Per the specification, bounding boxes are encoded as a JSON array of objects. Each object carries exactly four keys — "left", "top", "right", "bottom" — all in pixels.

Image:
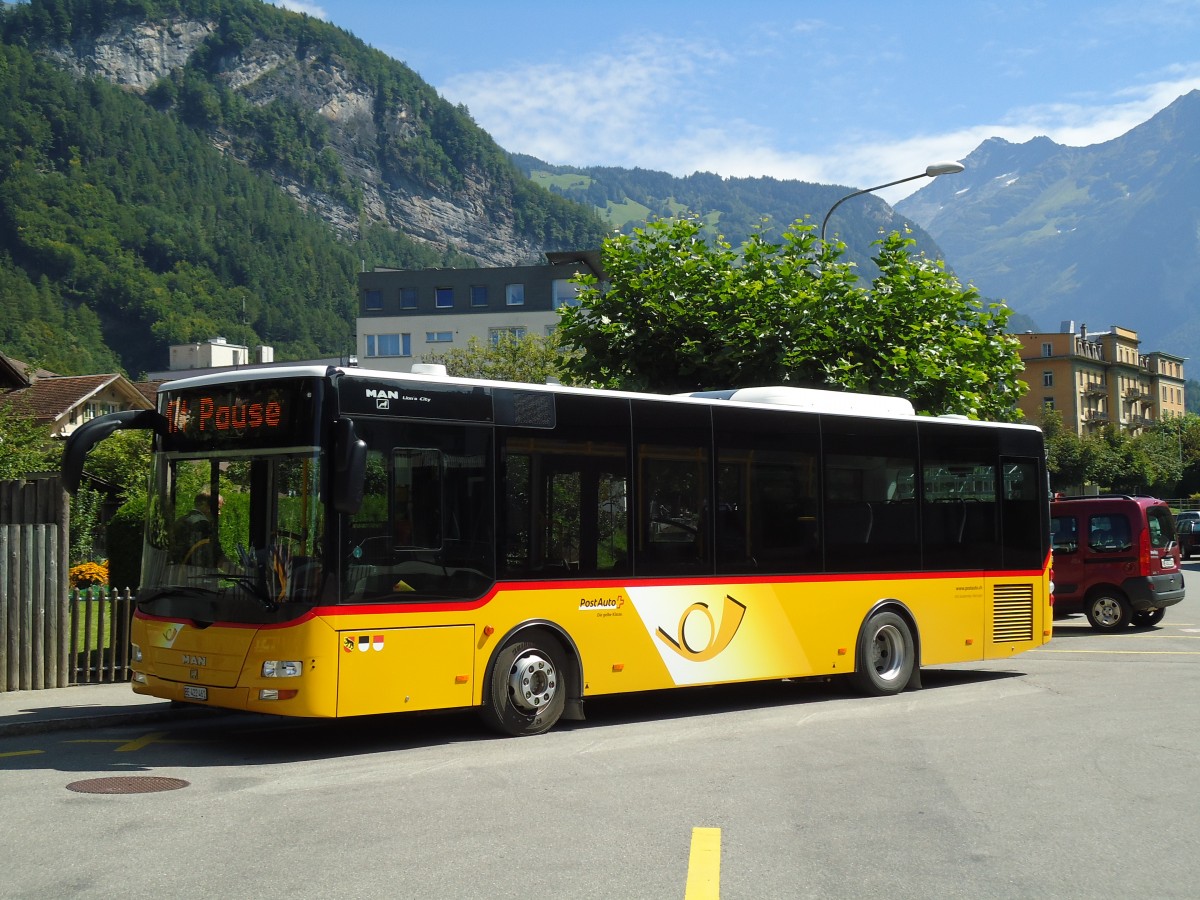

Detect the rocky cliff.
[{"left": 47, "top": 14, "right": 550, "bottom": 266}]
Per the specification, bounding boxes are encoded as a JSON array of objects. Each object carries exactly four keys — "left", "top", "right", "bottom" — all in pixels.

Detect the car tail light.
[{"left": 1138, "top": 528, "right": 1152, "bottom": 574}]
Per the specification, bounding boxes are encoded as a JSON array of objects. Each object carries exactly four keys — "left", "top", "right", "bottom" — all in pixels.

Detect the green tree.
[
  {"left": 556, "top": 218, "right": 1026, "bottom": 419},
  {"left": 79, "top": 428, "right": 153, "bottom": 496},
  {"left": 0, "top": 405, "right": 56, "bottom": 478},
  {"left": 1085, "top": 424, "right": 1183, "bottom": 495},
  {"left": 423, "top": 333, "right": 567, "bottom": 384},
  {"left": 1039, "top": 406, "right": 1091, "bottom": 493}
]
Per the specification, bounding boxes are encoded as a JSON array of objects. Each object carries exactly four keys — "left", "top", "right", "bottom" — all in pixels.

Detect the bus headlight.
[
  {"left": 261, "top": 660, "right": 303, "bottom": 678},
  {"left": 132, "top": 643, "right": 143, "bottom": 662}
]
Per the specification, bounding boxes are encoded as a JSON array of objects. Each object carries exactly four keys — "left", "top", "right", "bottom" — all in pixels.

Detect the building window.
[
  {"left": 366, "top": 334, "right": 411, "bottom": 357},
  {"left": 490, "top": 326, "right": 527, "bottom": 345},
  {"left": 553, "top": 279, "right": 581, "bottom": 309},
  {"left": 426, "top": 331, "right": 454, "bottom": 343},
  {"left": 1043, "top": 397, "right": 1055, "bottom": 410},
  {"left": 505, "top": 283, "right": 525, "bottom": 306},
  {"left": 400, "top": 288, "right": 418, "bottom": 309},
  {"left": 364, "top": 289, "right": 382, "bottom": 311},
  {"left": 1042, "top": 371, "right": 1053, "bottom": 388},
  {"left": 1041, "top": 342, "right": 1052, "bottom": 357},
  {"left": 435, "top": 287, "right": 454, "bottom": 309},
  {"left": 470, "top": 285, "right": 488, "bottom": 307}
]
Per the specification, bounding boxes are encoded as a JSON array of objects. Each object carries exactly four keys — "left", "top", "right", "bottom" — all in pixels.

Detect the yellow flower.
[{"left": 70, "top": 560, "right": 109, "bottom": 589}]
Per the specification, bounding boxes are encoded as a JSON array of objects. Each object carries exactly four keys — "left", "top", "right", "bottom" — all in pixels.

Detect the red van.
[{"left": 1050, "top": 495, "right": 1185, "bottom": 630}]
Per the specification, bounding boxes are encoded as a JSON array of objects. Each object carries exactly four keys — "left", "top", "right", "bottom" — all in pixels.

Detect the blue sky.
[{"left": 274, "top": 1, "right": 1200, "bottom": 202}]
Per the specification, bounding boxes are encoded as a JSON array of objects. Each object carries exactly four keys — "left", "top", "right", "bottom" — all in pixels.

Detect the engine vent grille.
[{"left": 993, "top": 584, "right": 1034, "bottom": 642}]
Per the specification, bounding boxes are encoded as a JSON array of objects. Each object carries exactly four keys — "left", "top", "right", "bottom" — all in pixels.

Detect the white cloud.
[
  {"left": 268, "top": 0, "right": 328, "bottom": 19},
  {"left": 441, "top": 40, "right": 1200, "bottom": 204},
  {"left": 440, "top": 37, "right": 727, "bottom": 168}
]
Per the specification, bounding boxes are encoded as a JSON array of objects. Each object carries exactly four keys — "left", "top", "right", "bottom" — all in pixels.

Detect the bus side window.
[
  {"left": 822, "top": 418, "right": 919, "bottom": 573},
  {"left": 633, "top": 401, "right": 712, "bottom": 577},
  {"left": 498, "top": 436, "right": 629, "bottom": 578}
]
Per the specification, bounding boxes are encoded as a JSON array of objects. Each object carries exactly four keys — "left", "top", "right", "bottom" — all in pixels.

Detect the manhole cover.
[{"left": 65, "top": 776, "right": 190, "bottom": 794}]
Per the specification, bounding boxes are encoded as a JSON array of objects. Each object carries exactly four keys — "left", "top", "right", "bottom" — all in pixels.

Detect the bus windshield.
[{"left": 139, "top": 450, "right": 327, "bottom": 622}]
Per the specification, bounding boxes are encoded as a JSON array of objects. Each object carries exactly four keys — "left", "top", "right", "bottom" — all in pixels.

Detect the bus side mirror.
[
  {"left": 333, "top": 417, "right": 367, "bottom": 515},
  {"left": 61, "top": 409, "right": 167, "bottom": 494}
]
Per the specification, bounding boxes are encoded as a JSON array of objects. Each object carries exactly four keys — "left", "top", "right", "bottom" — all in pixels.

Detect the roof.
[
  {"left": 0, "top": 352, "right": 57, "bottom": 390},
  {"left": 545, "top": 250, "right": 606, "bottom": 281},
  {"left": 1, "top": 374, "right": 152, "bottom": 429}
]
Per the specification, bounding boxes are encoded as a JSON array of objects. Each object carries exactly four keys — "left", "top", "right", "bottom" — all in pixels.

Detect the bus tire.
[
  {"left": 1085, "top": 590, "right": 1131, "bottom": 631},
  {"left": 481, "top": 635, "right": 567, "bottom": 737},
  {"left": 851, "top": 610, "right": 915, "bottom": 696}
]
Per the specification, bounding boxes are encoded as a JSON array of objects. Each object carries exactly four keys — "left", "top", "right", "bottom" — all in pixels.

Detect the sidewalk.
[{"left": 0, "top": 682, "right": 187, "bottom": 737}]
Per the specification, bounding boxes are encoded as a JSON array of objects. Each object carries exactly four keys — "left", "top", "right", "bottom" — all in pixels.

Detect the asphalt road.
[{"left": 3, "top": 570, "right": 1199, "bottom": 900}]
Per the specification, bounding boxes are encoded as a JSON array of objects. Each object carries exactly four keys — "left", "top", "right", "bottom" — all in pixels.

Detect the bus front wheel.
[
  {"left": 851, "top": 610, "right": 915, "bottom": 696},
  {"left": 481, "top": 636, "right": 567, "bottom": 737}
]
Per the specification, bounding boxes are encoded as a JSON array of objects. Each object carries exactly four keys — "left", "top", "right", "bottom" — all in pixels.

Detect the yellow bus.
[{"left": 64, "top": 366, "right": 1052, "bottom": 736}]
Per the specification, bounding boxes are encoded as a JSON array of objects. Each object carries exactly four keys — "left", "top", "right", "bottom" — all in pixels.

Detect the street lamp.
[{"left": 819, "top": 162, "right": 965, "bottom": 244}]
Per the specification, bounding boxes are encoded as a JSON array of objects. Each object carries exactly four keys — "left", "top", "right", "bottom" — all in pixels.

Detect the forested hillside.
[
  {"left": 512, "top": 155, "right": 947, "bottom": 272},
  {"left": 0, "top": 0, "right": 606, "bottom": 376}
]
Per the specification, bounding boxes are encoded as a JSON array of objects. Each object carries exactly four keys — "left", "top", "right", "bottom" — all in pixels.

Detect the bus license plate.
[{"left": 183, "top": 686, "right": 208, "bottom": 701}]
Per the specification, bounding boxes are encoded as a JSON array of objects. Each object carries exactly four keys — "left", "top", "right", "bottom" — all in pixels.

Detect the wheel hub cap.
[{"left": 508, "top": 652, "right": 557, "bottom": 713}]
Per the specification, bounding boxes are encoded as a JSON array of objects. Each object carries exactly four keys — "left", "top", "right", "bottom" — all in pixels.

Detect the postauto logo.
[{"left": 656, "top": 594, "right": 747, "bottom": 662}]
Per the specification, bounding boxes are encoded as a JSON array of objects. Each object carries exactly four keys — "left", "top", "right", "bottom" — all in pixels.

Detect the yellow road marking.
[
  {"left": 685, "top": 827, "right": 721, "bottom": 899},
  {"left": 0, "top": 749, "right": 44, "bottom": 759},
  {"left": 67, "top": 732, "right": 195, "bottom": 751},
  {"left": 1040, "top": 649, "right": 1200, "bottom": 655}
]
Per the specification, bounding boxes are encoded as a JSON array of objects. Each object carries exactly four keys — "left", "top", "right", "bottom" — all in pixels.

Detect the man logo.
[
  {"left": 656, "top": 594, "right": 747, "bottom": 662},
  {"left": 366, "top": 388, "right": 399, "bottom": 410}
]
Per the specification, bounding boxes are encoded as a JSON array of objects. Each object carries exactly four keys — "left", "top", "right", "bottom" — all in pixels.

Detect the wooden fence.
[
  {"left": 1, "top": 476, "right": 134, "bottom": 691},
  {"left": 68, "top": 586, "right": 136, "bottom": 685}
]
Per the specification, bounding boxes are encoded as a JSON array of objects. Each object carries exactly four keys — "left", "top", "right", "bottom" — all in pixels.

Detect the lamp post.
[{"left": 819, "top": 162, "right": 965, "bottom": 244}]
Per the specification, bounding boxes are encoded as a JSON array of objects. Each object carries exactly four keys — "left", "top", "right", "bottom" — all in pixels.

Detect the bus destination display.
[{"left": 161, "top": 379, "right": 319, "bottom": 449}]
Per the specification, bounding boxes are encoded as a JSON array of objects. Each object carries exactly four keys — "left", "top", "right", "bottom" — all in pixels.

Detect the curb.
[{"left": 0, "top": 703, "right": 223, "bottom": 738}]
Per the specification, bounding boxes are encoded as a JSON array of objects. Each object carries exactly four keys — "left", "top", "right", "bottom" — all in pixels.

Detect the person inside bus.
[{"left": 172, "top": 491, "right": 228, "bottom": 569}]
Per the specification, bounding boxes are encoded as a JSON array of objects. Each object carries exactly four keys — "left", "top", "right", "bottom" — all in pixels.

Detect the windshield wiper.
[
  {"left": 187, "top": 572, "right": 280, "bottom": 612},
  {"left": 136, "top": 584, "right": 220, "bottom": 608}
]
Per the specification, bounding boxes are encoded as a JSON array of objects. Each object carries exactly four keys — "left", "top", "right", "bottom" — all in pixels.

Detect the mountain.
[
  {"left": 511, "top": 155, "right": 948, "bottom": 273},
  {"left": 0, "top": 0, "right": 606, "bottom": 376},
  {"left": 0, "top": 0, "right": 959, "bottom": 379},
  {"left": 897, "top": 91, "right": 1200, "bottom": 356}
]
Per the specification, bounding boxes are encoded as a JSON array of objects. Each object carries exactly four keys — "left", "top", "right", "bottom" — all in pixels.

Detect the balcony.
[
  {"left": 1125, "top": 387, "right": 1149, "bottom": 401},
  {"left": 1085, "top": 410, "right": 1109, "bottom": 422},
  {"left": 1083, "top": 383, "right": 1108, "bottom": 397}
]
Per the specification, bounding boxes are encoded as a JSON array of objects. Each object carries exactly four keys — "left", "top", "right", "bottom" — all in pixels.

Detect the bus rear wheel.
[
  {"left": 481, "top": 636, "right": 567, "bottom": 737},
  {"left": 851, "top": 610, "right": 915, "bottom": 696}
]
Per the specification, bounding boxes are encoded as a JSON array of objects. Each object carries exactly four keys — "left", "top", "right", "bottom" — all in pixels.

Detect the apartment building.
[
  {"left": 355, "top": 252, "right": 604, "bottom": 372},
  {"left": 1016, "top": 323, "right": 1186, "bottom": 435}
]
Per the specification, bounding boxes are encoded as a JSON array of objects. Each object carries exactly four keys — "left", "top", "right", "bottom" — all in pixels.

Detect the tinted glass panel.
[
  {"left": 345, "top": 421, "right": 493, "bottom": 602},
  {"left": 918, "top": 423, "right": 1000, "bottom": 570},
  {"left": 822, "top": 417, "right": 918, "bottom": 572},
  {"left": 498, "top": 393, "right": 631, "bottom": 579},
  {"left": 633, "top": 401, "right": 712, "bottom": 576},
  {"left": 1000, "top": 458, "right": 1045, "bottom": 569},
  {"left": 1087, "top": 513, "right": 1132, "bottom": 552},
  {"left": 1147, "top": 507, "right": 1174, "bottom": 549},
  {"left": 1051, "top": 515, "right": 1078, "bottom": 554},
  {"left": 713, "top": 406, "right": 820, "bottom": 574}
]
